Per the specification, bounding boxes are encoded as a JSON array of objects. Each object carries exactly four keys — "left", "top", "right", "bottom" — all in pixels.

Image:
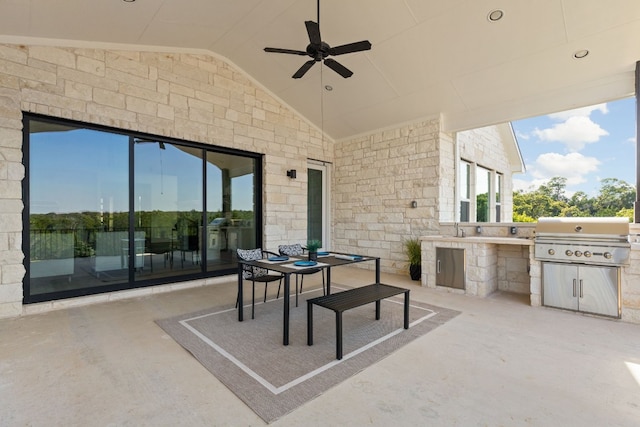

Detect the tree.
[
  {"left": 594, "top": 178, "right": 636, "bottom": 217},
  {"left": 513, "top": 176, "right": 636, "bottom": 221},
  {"left": 538, "top": 177, "right": 568, "bottom": 203}
]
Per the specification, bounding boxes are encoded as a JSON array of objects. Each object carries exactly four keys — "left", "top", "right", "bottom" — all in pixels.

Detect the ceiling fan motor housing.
[{"left": 307, "top": 42, "right": 331, "bottom": 60}]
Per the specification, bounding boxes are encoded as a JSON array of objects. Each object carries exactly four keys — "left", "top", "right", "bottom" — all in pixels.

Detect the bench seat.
[{"left": 307, "top": 283, "right": 410, "bottom": 359}]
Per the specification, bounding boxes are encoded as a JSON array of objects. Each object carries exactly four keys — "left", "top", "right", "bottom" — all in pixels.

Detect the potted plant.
[
  {"left": 306, "top": 239, "right": 322, "bottom": 261},
  {"left": 404, "top": 238, "right": 422, "bottom": 281}
]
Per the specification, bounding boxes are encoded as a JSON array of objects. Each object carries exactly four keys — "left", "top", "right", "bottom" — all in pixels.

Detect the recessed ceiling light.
[
  {"left": 573, "top": 49, "right": 589, "bottom": 59},
  {"left": 324, "top": 85, "right": 333, "bottom": 91},
  {"left": 487, "top": 9, "right": 504, "bottom": 22},
  {"left": 123, "top": 0, "right": 135, "bottom": 2}
]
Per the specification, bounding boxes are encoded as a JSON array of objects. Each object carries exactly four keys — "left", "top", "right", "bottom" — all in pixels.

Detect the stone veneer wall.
[
  {"left": 333, "top": 120, "right": 446, "bottom": 275},
  {"left": 497, "top": 245, "right": 531, "bottom": 294},
  {"left": 0, "top": 43, "right": 333, "bottom": 317}
]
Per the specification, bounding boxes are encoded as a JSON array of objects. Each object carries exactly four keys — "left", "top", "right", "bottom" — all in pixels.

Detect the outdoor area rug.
[{"left": 156, "top": 285, "right": 460, "bottom": 423}]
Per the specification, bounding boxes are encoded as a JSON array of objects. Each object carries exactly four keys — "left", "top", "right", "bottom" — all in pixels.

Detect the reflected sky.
[{"left": 30, "top": 128, "right": 254, "bottom": 214}]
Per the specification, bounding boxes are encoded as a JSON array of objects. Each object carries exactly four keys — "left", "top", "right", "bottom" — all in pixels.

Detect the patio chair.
[
  {"left": 278, "top": 243, "right": 326, "bottom": 307},
  {"left": 236, "top": 248, "right": 284, "bottom": 319}
]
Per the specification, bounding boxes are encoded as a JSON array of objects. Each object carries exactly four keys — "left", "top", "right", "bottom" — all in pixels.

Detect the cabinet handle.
[
  {"left": 579, "top": 279, "right": 583, "bottom": 298},
  {"left": 573, "top": 279, "right": 576, "bottom": 297},
  {"left": 437, "top": 260, "right": 441, "bottom": 274}
]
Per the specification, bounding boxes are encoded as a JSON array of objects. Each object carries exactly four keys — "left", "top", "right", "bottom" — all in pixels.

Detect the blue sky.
[{"left": 510, "top": 96, "right": 636, "bottom": 197}]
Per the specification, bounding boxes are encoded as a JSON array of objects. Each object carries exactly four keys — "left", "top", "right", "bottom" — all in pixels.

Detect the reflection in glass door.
[
  {"left": 28, "top": 125, "right": 130, "bottom": 295},
  {"left": 307, "top": 161, "right": 329, "bottom": 249},
  {"left": 134, "top": 141, "right": 203, "bottom": 279},
  {"left": 205, "top": 152, "right": 257, "bottom": 271},
  {"left": 24, "top": 114, "right": 261, "bottom": 303}
]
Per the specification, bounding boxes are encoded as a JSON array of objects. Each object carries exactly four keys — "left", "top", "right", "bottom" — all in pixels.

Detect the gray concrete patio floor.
[{"left": 1, "top": 266, "right": 639, "bottom": 426}]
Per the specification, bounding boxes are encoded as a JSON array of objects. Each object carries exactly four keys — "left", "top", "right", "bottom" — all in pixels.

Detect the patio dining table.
[{"left": 237, "top": 252, "right": 381, "bottom": 345}]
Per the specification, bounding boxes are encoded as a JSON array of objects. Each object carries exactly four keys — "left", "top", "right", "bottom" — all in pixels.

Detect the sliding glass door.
[{"left": 24, "top": 114, "right": 261, "bottom": 303}]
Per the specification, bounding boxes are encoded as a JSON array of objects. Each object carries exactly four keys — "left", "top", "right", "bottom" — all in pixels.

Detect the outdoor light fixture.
[
  {"left": 411, "top": 201, "right": 418, "bottom": 208},
  {"left": 287, "top": 169, "right": 297, "bottom": 179}
]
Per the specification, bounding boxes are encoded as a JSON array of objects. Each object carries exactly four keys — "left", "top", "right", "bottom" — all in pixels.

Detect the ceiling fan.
[{"left": 264, "top": 0, "right": 372, "bottom": 79}]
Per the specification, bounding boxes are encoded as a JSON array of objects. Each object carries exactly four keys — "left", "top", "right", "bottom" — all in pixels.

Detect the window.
[
  {"left": 459, "top": 160, "right": 471, "bottom": 222},
  {"left": 457, "top": 160, "right": 503, "bottom": 223},
  {"left": 495, "top": 173, "right": 503, "bottom": 222},
  {"left": 476, "top": 166, "right": 491, "bottom": 222},
  {"left": 23, "top": 113, "right": 261, "bottom": 303}
]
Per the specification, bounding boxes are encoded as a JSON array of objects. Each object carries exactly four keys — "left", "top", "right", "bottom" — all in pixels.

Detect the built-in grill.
[
  {"left": 534, "top": 217, "right": 631, "bottom": 266},
  {"left": 534, "top": 217, "right": 630, "bottom": 318}
]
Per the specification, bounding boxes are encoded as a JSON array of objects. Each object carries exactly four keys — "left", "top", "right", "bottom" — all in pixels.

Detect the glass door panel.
[
  {"left": 307, "top": 162, "right": 328, "bottom": 249},
  {"left": 28, "top": 124, "right": 129, "bottom": 294},
  {"left": 205, "top": 152, "right": 256, "bottom": 271},
  {"left": 134, "top": 141, "right": 203, "bottom": 279}
]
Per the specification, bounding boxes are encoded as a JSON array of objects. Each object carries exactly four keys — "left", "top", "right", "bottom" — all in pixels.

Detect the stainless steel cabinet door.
[
  {"left": 436, "top": 248, "right": 465, "bottom": 289},
  {"left": 578, "top": 265, "right": 619, "bottom": 317},
  {"left": 542, "top": 263, "right": 579, "bottom": 311}
]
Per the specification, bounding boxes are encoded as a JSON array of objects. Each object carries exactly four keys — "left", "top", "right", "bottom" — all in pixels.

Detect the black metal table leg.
[
  {"left": 283, "top": 273, "right": 290, "bottom": 345},
  {"left": 336, "top": 311, "right": 343, "bottom": 360},
  {"left": 404, "top": 290, "right": 410, "bottom": 329},
  {"left": 307, "top": 300, "right": 313, "bottom": 345},
  {"left": 238, "top": 263, "right": 243, "bottom": 322},
  {"left": 375, "top": 299, "right": 381, "bottom": 320},
  {"left": 326, "top": 267, "right": 331, "bottom": 295}
]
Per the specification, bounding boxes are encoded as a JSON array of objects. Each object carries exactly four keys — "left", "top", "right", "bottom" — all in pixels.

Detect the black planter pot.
[
  {"left": 308, "top": 251, "right": 318, "bottom": 261},
  {"left": 409, "top": 264, "right": 421, "bottom": 281}
]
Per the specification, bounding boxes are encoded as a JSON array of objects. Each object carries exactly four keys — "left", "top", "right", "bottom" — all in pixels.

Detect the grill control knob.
[
  {"left": 565, "top": 249, "right": 573, "bottom": 256},
  {"left": 574, "top": 251, "right": 583, "bottom": 257},
  {"left": 583, "top": 251, "right": 592, "bottom": 258},
  {"left": 604, "top": 252, "right": 612, "bottom": 259},
  {"left": 547, "top": 249, "right": 555, "bottom": 256}
]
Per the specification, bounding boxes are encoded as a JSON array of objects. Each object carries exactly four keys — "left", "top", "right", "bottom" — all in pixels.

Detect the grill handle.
[
  {"left": 579, "top": 279, "right": 583, "bottom": 298},
  {"left": 573, "top": 279, "right": 576, "bottom": 297}
]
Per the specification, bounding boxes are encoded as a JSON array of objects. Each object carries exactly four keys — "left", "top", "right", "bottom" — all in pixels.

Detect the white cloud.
[
  {"left": 547, "top": 103, "right": 608, "bottom": 121},
  {"left": 529, "top": 152, "right": 600, "bottom": 187},
  {"left": 533, "top": 116, "right": 609, "bottom": 151}
]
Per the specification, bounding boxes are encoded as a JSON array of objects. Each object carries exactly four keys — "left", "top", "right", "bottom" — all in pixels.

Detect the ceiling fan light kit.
[{"left": 264, "top": 0, "right": 371, "bottom": 79}]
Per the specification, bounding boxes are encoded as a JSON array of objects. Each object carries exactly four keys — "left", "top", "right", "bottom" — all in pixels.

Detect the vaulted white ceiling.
[{"left": 1, "top": 0, "right": 639, "bottom": 140}]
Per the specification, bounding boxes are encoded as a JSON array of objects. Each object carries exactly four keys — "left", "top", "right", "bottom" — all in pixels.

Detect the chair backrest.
[
  {"left": 237, "top": 248, "right": 267, "bottom": 279},
  {"left": 278, "top": 243, "right": 304, "bottom": 256}
]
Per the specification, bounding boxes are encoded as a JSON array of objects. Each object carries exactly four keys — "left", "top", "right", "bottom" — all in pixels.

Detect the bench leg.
[
  {"left": 336, "top": 311, "right": 343, "bottom": 360},
  {"left": 307, "top": 300, "right": 314, "bottom": 346},
  {"left": 404, "top": 290, "right": 410, "bottom": 329},
  {"left": 375, "top": 299, "right": 381, "bottom": 320}
]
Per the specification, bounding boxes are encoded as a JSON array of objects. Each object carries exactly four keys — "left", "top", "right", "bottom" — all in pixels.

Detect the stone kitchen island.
[{"left": 421, "top": 235, "right": 541, "bottom": 306}]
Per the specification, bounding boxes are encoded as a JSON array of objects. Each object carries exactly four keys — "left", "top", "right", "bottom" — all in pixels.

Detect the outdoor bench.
[{"left": 307, "top": 283, "right": 410, "bottom": 359}]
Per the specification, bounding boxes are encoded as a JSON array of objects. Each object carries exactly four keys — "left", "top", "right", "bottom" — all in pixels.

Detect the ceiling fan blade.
[
  {"left": 324, "top": 58, "right": 353, "bottom": 78},
  {"left": 264, "top": 47, "right": 308, "bottom": 56},
  {"left": 292, "top": 60, "right": 317, "bottom": 79},
  {"left": 329, "top": 40, "right": 372, "bottom": 56},
  {"left": 305, "top": 20, "right": 321, "bottom": 45}
]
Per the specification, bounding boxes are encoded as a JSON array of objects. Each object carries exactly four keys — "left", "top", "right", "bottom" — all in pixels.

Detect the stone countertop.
[{"left": 421, "top": 236, "right": 535, "bottom": 246}]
